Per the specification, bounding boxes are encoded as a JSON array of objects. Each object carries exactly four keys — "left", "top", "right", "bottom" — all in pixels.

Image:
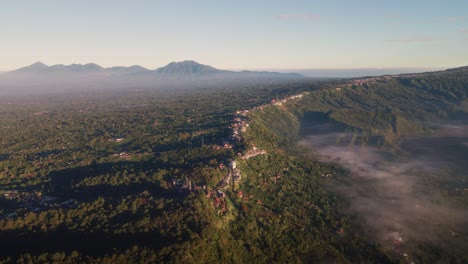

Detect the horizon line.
[{"left": 0, "top": 61, "right": 455, "bottom": 73}]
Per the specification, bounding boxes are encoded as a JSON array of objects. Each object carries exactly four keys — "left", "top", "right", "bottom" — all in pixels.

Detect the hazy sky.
[{"left": 1, "top": 0, "right": 467, "bottom": 71}]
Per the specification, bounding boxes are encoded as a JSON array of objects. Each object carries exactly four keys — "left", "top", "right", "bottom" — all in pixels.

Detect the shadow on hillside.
[
  {"left": 43, "top": 160, "right": 175, "bottom": 200},
  {"left": 0, "top": 159, "right": 202, "bottom": 259},
  {"left": 0, "top": 229, "right": 178, "bottom": 259}
]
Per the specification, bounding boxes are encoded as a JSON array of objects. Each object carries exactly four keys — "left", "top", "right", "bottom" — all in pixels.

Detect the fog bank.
[{"left": 299, "top": 117, "right": 468, "bottom": 258}]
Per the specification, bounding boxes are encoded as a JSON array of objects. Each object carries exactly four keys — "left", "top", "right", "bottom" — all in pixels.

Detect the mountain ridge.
[
  {"left": 13, "top": 62, "right": 143, "bottom": 74},
  {"left": 0, "top": 60, "right": 305, "bottom": 95},
  {"left": 9, "top": 60, "right": 304, "bottom": 78}
]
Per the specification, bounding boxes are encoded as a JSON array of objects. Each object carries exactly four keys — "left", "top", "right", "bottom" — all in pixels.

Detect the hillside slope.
[{"left": 294, "top": 67, "right": 468, "bottom": 144}]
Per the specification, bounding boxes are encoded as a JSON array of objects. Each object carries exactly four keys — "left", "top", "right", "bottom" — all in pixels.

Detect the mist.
[{"left": 299, "top": 116, "right": 468, "bottom": 258}]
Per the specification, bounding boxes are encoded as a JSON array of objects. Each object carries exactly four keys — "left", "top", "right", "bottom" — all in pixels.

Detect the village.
[
  {"left": 236, "top": 91, "right": 310, "bottom": 114},
  {"left": 173, "top": 92, "right": 314, "bottom": 215},
  {"left": 331, "top": 72, "right": 430, "bottom": 92}
]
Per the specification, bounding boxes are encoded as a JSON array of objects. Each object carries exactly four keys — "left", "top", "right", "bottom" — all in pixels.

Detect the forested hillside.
[{"left": 296, "top": 68, "right": 468, "bottom": 144}]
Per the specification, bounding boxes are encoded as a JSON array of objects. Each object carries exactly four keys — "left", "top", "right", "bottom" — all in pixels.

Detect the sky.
[{"left": 1, "top": 0, "right": 467, "bottom": 72}]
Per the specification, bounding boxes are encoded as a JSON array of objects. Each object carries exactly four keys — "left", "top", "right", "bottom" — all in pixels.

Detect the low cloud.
[
  {"left": 299, "top": 121, "right": 468, "bottom": 257},
  {"left": 276, "top": 13, "right": 321, "bottom": 21}
]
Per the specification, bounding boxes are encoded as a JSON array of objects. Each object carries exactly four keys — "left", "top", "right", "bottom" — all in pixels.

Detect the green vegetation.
[
  {"left": 0, "top": 67, "right": 467, "bottom": 263},
  {"left": 296, "top": 70, "right": 468, "bottom": 145}
]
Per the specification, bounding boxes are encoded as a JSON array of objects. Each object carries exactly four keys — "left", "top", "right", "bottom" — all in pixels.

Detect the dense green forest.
[{"left": 0, "top": 67, "right": 467, "bottom": 263}]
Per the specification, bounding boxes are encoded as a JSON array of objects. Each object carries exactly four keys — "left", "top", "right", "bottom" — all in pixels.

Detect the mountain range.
[
  {"left": 0, "top": 61, "right": 304, "bottom": 95},
  {"left": 7, "top": 60, "right": 303, "bottom": 78}
]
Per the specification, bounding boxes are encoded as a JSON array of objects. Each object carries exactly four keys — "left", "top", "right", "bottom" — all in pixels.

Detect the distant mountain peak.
[
  {"left": 15, "top": 61, "right": 49, "bottom": 72},
  {"left": 168, "top": 60, "right": 201, "bottom": 65},
  {"left": 155, "top": 61, "right": 221, "bottom": 76},
  {"left": 83, "top": 63, "right": 104, "bottom": 71},
  {"left": 176, "top": 61, "right": 211, "bottom": 70},
  {"left": 30, "top": 61, "right": 48, "bottom": 67},
  {"left": 129, "top": 65, "right": 147, "bottom": 70},
  {"left": 84, "top": 63, "right": 103, "bottom": 68}
]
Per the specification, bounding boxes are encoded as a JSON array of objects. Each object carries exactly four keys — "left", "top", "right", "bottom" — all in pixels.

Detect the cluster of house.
[
  {"left": 109, "top": 138, "right": 125, "bottom": 143},
  {"left": 3, "top": 190, "right": 43, "bottom": 205},
  {"left": 241, "top": 147, "right": 267, "bottom": 160},
  {"left": 206, "top": 188, "right": 254, "bottom": 214},
  {"left": 271, "top": 92, "right": 309, "bottom": 106},
  {"left": 398, "top": 73, "right": 426, "bottom": 78},
  {"left": 204, "top": 160, "right": 243, "bottom": 213},
  {"left": 236, "top": 92, "right": 310, "bottom": 114},
  {"left": 216, "top": 114, "right": 252, "bottom": 151},
  {"left": 212, "top": 116, "right": 248, "bottom": 150},
  {"left": 212, "top": 142, "right": 233, "bottom": 150},
  {"left": 170, "top": 174, "right": 236, "bottom": 216},
  {"left": 111, "top": 152, "right": 133, "bottom": 159},
  {"left": 334, "top": 76, "right": 395, "bottom": 91},
  {"left": 231, "top": 112, "right": 268, "bottom": 161},
  {"left": 1, "top": 190, "right": 77, "bottom": 219},
  {"left": 209, "top": 190, "right": 228, "bottom": 212},
  {"left": 208, "top": 92, "right": 312, "bottom": 212},
  {"left": 170, "top": 160, "right": 238, "bottom": 206},
  {"left": 212, "top": 115, "right": 247, "bottom": 153},
  {"left": 239, "top": 193, "right": 256, "bottom": 203},
  {"left": 320, "top": 173, "right": 333, "bottom": 178},
  {"left": 112, "top": 151, "right": 149, "bottom": 160},
  {"left": 172, "top": 178, "right": 204, "bottom": 193},
  {"left": 215, "top": 160, "right": 238, "bottom": 189},
  {"left": 176, "top": 92, "right": 311, "bottom": 212},
  {"left": 232, "top": 116, "right": 249, "bottom": 134}
]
